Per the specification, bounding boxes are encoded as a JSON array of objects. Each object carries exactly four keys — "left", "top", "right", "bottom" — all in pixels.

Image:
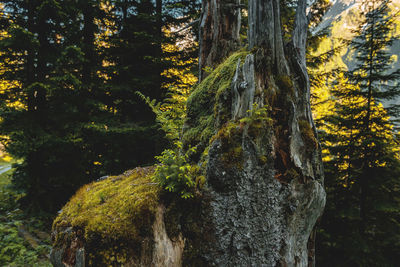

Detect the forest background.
[{"left": 0, "top": 0, "right": 399, "bottom": 266}]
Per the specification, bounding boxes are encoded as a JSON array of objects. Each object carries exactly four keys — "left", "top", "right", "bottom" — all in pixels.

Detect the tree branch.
[{"left": 172, "top": 19, "right": 200, "bottom": 34}]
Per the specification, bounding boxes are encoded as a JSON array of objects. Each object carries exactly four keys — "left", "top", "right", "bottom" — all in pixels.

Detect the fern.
[
  {"left": 136, "top": 90, "right": 186, "bottom": 142},
  {"left": 136, "top": 91, "right": 201, "bottom": 198}
]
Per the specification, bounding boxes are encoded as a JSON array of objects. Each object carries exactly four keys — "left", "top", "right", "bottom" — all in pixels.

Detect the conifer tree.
[
  {"left": 0, "top": 0, "right": 200, "bottom": 211},
  {"left": 317, "top": 0, "right": 400, "bottom": 264},
  {"left": 0, "top": 0, "right": 78, "bottom": 211}
]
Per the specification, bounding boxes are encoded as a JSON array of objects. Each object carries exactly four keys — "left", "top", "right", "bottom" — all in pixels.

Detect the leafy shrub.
[
  {"left": 137, "top": 90, "right": 204, "bottom": 199},
  {"left": 0, "top": 222, "right": 40, "bottom": 266}
]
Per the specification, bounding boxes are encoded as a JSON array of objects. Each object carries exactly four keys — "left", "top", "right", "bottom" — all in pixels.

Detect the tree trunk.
[
  {"left": 248, "top": 0, "right": 288, "bottom": 75},
  {"left": 155, "top": 0, "right": 163, "bottom": 100},
  {"left": 26, "top": 0, "right": 35, "bottom": 112},
  {"left": 82, "top": 0, "right": 96, "bottom": 85},
  {"left": 203, "top": 0, "right": 326, "bottom": 265},
  {"left": 198, "top": 0, "right": 241, "bottom": 81}
]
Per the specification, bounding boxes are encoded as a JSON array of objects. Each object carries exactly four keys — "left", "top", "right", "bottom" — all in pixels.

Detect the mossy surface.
[
  {"left": 183, "top": 51, "right": 249, "bottom": 154},
  {"left": 276, "top": 75, "right": 295, "bottom": 97},
  {"left": 212, "top": 122, "right": 244, "bottom": 169},
  {"left": 298, "top": 119, "right": 318, "bottom": 154},
  {"left": 53, "top": 167, "right": 160, "bottom": 265}
]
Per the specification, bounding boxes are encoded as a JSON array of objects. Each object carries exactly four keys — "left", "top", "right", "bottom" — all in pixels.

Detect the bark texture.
[
  {"left": 232, "top": 54, "right": 257, "bottom": 120},
  {"left": 198, "top": 0, "right": 241, "bottom": 81},
  {"left": 201, "top": 0, "right": 326, "bottom": 265},
  {"left": 248, "top": 0, "right": 288, "bottom": 74}
]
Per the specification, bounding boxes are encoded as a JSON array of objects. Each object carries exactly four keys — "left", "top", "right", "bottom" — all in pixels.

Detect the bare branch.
[{"left": 171, "top": 19, "right": 200, "bottom": 34}]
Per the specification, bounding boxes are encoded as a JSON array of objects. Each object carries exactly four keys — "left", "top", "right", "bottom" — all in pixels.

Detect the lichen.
[
  {"left": 53, "top": 167, "right": 160, "bottom": 265},
  {"left": 258, "top": 155, "right": 268, "bottom": 165},
  {"left": 183, "top": 50, "right": 250, "bottom": 155}
]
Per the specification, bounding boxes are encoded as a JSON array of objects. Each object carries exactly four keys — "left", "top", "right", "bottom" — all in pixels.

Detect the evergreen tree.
[
  {"left": 317, "top": 0, "right": 400, "bottom": 265},
  {"left": 0, "top": 0, "right": 78, "bottom": 211},
  {"left": 0, "top": 0, "right": 200, "bottom": 212}
]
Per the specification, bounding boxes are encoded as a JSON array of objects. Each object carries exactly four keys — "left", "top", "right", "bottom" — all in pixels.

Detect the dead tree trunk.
[
  {"left": 203, "top": 0, "right": 326, "bottom": 265},
  {"left": 248, "top": 0, "right": 288, "bottom": 75},
  {"left": 198, "top": 0, "right": 241, "bottom": 81}
]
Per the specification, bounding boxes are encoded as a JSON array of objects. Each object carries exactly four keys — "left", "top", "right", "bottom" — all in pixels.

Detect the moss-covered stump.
[
  {"left": 182, "top": 47, "right": 325, "bottom": 265},
  {"left": 183, "top": 50, "right": 249, "bottom": 158},
  {"left": 51, "top": 45, "right": 325, "bottom": 266},
  {"left": 50, "top": 167, "right": 184, "bottom": 266}
]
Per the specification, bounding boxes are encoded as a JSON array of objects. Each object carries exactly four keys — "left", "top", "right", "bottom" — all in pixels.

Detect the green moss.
[
  {"left": 239, "top": 103, "right": 273, "bottom": 139},
  {"left": 212, "top": 122, "right": 244, "bottom": 169},
  {"left": 53, "top": 167, "right": 160, "bottom": 265},
  {"left": 285, "top": 168, "right": 301, "bottom": 180},
  {"left": 183, "top": 50, "right": 250, "bottom": 152},
  {"left": 183, "top": 115, "right": 214, "bottom": 150},
  {"left": 258, "top": 155, "right": 268, "bottom": 165},
  {"left": 276, "top": 75, "right": 295, "bottom": 96},
  {"left": 212, "top": 121, "right": 241, "bottom": 143},
  {"left": 221, "top": 146, "right": 243, "bottom": 168},
  {"left": 298, "top": 119, "right": 318, "bottom": 154}
]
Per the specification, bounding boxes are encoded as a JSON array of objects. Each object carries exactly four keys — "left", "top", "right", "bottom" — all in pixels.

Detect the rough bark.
[
  {"left": 248, "top": 0, "right": 288, "bottom": 74},
  {"left": 202, "top": 0, "right": 326, "bottom": 265},
  {"left": 232, "top": 54, "right": 257, "bottom": 120},
  {"left": 198, "top": 0, "right": 241, "bottom": 81}
]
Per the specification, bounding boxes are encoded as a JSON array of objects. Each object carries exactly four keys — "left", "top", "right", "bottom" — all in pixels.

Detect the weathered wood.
[
  {"left": 198, "top": 0, "right": 241, "bottom": 81},
  {"left": 203, "top": 0, "right": 326, "bottom": 265},
  {"left": 248, "top": 0, "right": 288, "bottom": 74},
  {"left": 293, "top": 0, "right": 308, "bottom": 66},
  {"left": 231, "top": 55, "right": 256, "bottom": 120}
]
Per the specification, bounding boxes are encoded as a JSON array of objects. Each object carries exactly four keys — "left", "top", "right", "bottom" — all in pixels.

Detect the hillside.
[{"left": 312, "top": 0, "right": 400, "bottom": 109}]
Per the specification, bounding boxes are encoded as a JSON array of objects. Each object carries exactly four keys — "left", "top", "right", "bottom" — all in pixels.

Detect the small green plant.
[
  {"left": 0, "top": 222, "right": 42, "bottom": 266},
  {"left": 240, "top": 103, "right": 272, "bottom": 125},
  {"left": 137, "top": 89, "right": 204, "bottom": 198},
  {"left": 152, "top": 141, "right": 198, "bottom": 199},
  {"left": 240, "top": 103, "right": 273, "bottom": 139},
  {"left": 136, "top": 90, "right": 186, "bottom": 142},
  {"left": 202, "top": 66, "right": 213, "bottom": 75}
]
